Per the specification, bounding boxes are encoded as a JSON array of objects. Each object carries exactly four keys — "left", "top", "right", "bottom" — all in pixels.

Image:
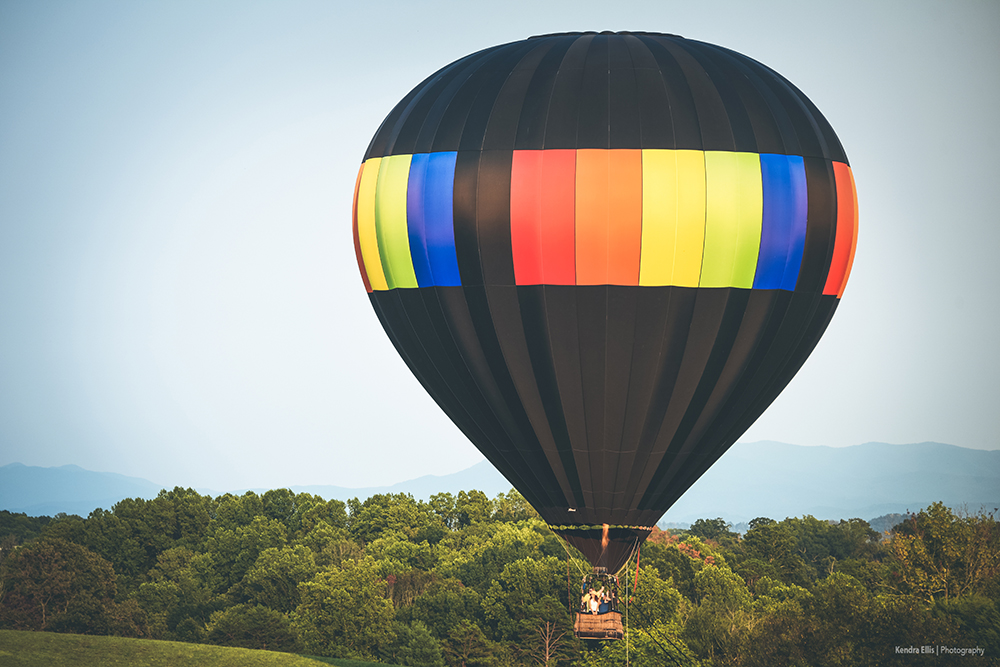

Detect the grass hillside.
[{"left": 0, "top": 630, "right": 398, "bottom": 667}]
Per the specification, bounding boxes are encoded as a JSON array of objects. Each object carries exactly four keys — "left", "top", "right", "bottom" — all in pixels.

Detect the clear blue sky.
[{"left": 1, "top": 1, "right": 997, "bottom": 491}]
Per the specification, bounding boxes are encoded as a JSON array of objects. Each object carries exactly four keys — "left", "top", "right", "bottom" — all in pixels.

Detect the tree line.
[{"left": 0, "top": 488, "right": 997, "bottom": 666}]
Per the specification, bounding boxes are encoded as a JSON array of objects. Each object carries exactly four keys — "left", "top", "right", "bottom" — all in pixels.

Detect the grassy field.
[{"left": 0, "top": 630, "right": 400, "bottom": 667}]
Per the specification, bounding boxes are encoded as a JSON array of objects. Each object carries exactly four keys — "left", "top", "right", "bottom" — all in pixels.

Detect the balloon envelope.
[{"left": 352, "top": 32, "right": 857, "bottom": 573}]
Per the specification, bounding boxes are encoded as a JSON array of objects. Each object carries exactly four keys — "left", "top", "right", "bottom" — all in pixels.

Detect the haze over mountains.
[{"left": 2, "top": 441, "right": 997, "bottom": 525}]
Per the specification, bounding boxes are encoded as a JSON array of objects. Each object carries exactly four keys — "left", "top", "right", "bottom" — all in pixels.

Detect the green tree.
[
  {"left": 93, "top": 487, "right": 215, "bottom": 584},
  {"left": 398, "top": 577, "right": 482, "bottom": 640},
  {"left": 689, "top": 517, "right": 738, "bottom": 547},
  {"left": 134, "top": 546, "right": 221, "bottom": 639},
  {"left": 0, "top": 511, "right": 52, "bottom": 564},
  {"left": 347, "top": 493, "right": 443, "bottom": 545},
  {"left": 384, "top": 619, "right": 447, "bottom": 667},
  {"left": 430, "top": 493, "right": 459, "bottom": 529},
  {"left": 0, "top": 538, "right": 144, "bottom": 636},
  {"left": 683, "top": 565, "right": 752, "bottom": 664},
  {"left": 291, "top": 556, "right": 395, "bottom": 659},
  {"left": 236, "top": 544, "right": 317, "bottom": 612},
  {"left": 367, "top": 530, "right": 439, "bottom": 573},
  {"left": 933, "top": 595, "right": 1000, "bottom": 658},
  {"left": 481, "top": 556, "right": 566, "bottom": 641},
  {"left": 287, "top": 494, "right": 348, "bottom": 537},
  {"left": 626, "top": 565, "right": 682, "bottom": 629},
  {"left": 297, "top": 520, "right": 361, "bottom": 568},
  {"left": 491, "top": 491, "right": 538, "bottom": 524},
  {"left": 641, "top": 545, "right": 696, "bottom": 599},
  {"left": 212, "top": 492, "right": 265, "bottom": 532},
  {"left": 578, "top": 621, "right": 699, "bottom": 667},
  {"left": 443, "top": 619, "right": 495, "bottom": 667},
  {"left": 886, "top": 503, "right": 1000, "bottom": 601},
  {"left": 453, "top": 523, "right": 545, "bottom": 592},
  {"left": 204, "top": 603, "right": 301, "bottom": 652},
  {"left": 203, "top": 515, "right": 287, "bottom": 591},
  {"left": 516, "top": 596, "right": 578, "bottom": 666},
  {"left": 740, "top": 518, "right": 806, "bottom": 584},
  {"left": 456, "top": 491, "right": 493, "bottom": 528}
]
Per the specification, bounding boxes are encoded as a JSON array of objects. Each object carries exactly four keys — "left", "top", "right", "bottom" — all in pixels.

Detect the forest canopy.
[{"left": 1, "top": 490, "right": 997, "bottom": 666}]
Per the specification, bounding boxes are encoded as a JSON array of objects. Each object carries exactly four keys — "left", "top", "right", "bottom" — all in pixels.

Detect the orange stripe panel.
[
  {"left": 575, "top": 150, "right": 642, "bottom": 285},
  {"left": 824, "top": 162, "right": 858, "bottom": 296}
]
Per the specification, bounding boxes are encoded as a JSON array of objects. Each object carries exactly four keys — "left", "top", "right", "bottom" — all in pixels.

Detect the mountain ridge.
[{"left": 2, "top": 441, "right": 997, "bottom": 524}]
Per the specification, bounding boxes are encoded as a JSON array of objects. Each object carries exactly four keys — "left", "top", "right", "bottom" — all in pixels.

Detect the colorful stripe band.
[{"left": 353, "top": 150, "right": 857, "bottom": 295}]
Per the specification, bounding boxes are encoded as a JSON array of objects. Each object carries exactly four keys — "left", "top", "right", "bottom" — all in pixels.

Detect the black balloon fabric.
[{"left": 352, "top": 32, "right": 858, "bottom": 573}]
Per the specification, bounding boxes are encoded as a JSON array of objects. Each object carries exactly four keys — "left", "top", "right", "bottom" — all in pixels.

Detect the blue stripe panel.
[
  {"left": 406, "top": 153, "right": 434, "bottom": 286},
  {"left": 407, "top": 151, "right": 461, "bottom": 287},
  {"left": 754, "top": 154, "right": 808, "bottom": 290}
]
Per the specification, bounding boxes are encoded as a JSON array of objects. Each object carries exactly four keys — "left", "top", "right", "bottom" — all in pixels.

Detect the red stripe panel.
[
  {"left": 823, "top": 162, "right": 858, "bottom": 296},
  {"left": 351, "top": 163, "right": 372, "bottom": 293},
  {"left": 838, "top": 165, "right": 859, "bottom": 298},
  {"left": 576, "top": 150, "right": 643, "bottom": 285},
  {"left": 511, "top": 150, "right": 576, "bottom": 285}
]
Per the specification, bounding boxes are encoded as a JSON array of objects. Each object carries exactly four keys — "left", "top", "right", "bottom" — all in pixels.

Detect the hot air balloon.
[{"left": 351, "top": 31, "right": 857, "bottom": 638}]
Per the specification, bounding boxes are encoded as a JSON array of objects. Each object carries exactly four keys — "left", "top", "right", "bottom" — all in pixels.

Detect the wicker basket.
[{"left": 574, "top": 611, "right": 624, "bottom": 640}]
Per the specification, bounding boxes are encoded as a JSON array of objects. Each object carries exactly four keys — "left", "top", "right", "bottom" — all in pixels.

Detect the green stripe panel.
[
  {"left": 375, "top": 154, "right": 419, "bottom": 289},
  {"left": 700, "top": 152, "right": 763, "bottom": 288}
]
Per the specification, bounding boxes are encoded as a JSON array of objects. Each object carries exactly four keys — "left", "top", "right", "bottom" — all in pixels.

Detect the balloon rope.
[
  {"left": 633, "top": 542, "right": 641, "bottom": 594},
  {"left": 566, "top": 556, "right": 571, "bottom": 615},
  {"left": 554, "top": 534, "right": 589, "bottom": 578}
]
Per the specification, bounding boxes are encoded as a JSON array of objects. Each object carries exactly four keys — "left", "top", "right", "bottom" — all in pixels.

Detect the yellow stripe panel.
[
  {"left": 639, "top": 150, "right": 706, "bottom": 287},
  {"left": 374, "top": 154, "right": 418, "bottom": 289},
  {"left": 357, "top": 158, "right": 387, "bottom": 291},
  {"left": 699, "top": 152, "right": 763, "bottom": 288}
]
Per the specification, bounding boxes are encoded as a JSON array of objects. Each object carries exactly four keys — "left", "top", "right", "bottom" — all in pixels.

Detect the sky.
[{"left": 0, "top": 0, "right": 998, "bottom": 492}]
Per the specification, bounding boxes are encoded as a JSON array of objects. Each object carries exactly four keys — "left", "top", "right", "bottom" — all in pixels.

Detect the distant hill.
[
  {"left": 255, "top": 461, "right": 514, "bottom": 505},
  {"left": 0, "top": 463, "right": 164, "bottom": 517},
  {"left": 0, "top": 460, "right": 513, "bottom": 517},
  {"left": 657, "top": 441, "right": 1000, "bottom": 525},
  {"left": 2, "top": 442, "right": 998, "bottom": 523}
]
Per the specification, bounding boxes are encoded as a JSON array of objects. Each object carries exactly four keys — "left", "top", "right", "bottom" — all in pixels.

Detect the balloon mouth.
[{"left": 549, "top": 524, "right": 652, "bottom": 574}]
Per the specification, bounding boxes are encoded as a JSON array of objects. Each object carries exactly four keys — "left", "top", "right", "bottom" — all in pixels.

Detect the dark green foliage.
[
  {"left": 347, "top": 493, "right": 443, "bottom": 545},
  {"left": 490, "top": 491, "right": 538, "bottom": 524},
  {"left": 0, "top": 538, "right": 146, "bottom": 637},
  {"left": 0, "top": 511, "right": 51, "bottom": 553},
  {"left": 933, "top": 595, "right": 1000, "bottom": 657},
  {"left": 382, "top": 620, "right": 446, "bottom": 667},
  {"left": 396, "top": 578, "right": 481, "bottom": 639},
  {"left": 291, "top": 556, "right": 395, "bottom": 660},
  {"left": 689, "top": 517, "right": 738, "bottom": 546},
  {"left": 2, "top": 492, "right": 998, "bottom": 666},
  {"left": 205, "top": 603, "right": 301, "bottom": 652},
  {"left": 887, "top": 503, "right": 1000, "bottom": 601},
  {"left": 442, "top": 619, "right": 495, "bottom": 667},
  {"left": 134, "top": 546, "right": 222, "bottom": 639},
  {"left": 236, "top": 545, "right": 317, "bottom": 612},
  {"left": 639, "top": 540, "right": 697, "bottom": 599},
  {"left": 481, "top": 557, "right": 567, "bottom": 641}
]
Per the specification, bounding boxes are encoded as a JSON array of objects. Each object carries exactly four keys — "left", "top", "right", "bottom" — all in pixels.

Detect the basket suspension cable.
[
  {"left": 630, "top": 599, "right": 691, "bottom": 667},
  {"left": 625, "top": 552, "right": 630, "bottom": 667},
  {"left": 566, "top": 555, "right": 571, "bottom": 615},
  {"left": 553, "top": 531, "right": 589, "bottom": 578},
  {"left": 633, "top": 542, "right": 641, "bottom": 594}
]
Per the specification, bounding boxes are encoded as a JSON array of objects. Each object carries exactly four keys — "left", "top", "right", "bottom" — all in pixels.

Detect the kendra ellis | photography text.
[{"left": 896, "top": 645, "right": 987, "bottom": 657}]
